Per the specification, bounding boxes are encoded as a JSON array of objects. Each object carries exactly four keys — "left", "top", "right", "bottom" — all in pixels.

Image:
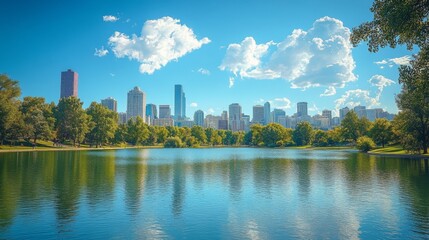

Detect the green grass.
[{"left": 369, "top": 145, "right": 429, "bottom": 156}]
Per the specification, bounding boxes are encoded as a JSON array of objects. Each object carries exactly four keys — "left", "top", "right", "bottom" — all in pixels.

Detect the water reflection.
[{"left": 0, "top": 149, "right": 428, "bottom": 239}]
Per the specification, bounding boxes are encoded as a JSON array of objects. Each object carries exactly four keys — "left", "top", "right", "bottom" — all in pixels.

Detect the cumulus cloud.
[
  {"left": 220, "top": 16, "right": 356, "bottom": 94},
  {"left": 94, "top": 46, "right": 109, "bottom": 57},
  {"left": 374, "top": 56, "right": 411, "bottom": 68},
  {"left": 369, "top": 74, "right": 394, "bottom": 99},
  {"left": 229, "top": 77, "right": 235, "bottom": 88},
  {"left": 190, "top": 102, "right": 198, "bottom": 107},
  {"left": 108, "top": 16, "right": 210, "bottom": 74},
  {"left": 103, "top": 15, "right": 119, "bottom": 22},
  {"left": 207, "top": 108, "right": 215, "bottom": 114},
  {"left": 197, "top": 68, "right": 210, "bottom": 75},
  {"left": 320, "top": 86, "right": 336, "bottom": 96},
  {"left": 335, "top": 89, "right": 379, "bottom": 110}
]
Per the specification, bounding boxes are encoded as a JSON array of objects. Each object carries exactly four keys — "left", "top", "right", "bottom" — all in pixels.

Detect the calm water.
[{"left": 0, "top": 148, "right": 428, "bottom": 239}]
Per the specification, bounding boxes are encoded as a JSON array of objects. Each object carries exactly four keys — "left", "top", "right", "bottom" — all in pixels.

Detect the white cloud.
[
  {"left": 320, "top": 86, "right": 336, "bottom": 96},
  {"left": 94, "top": 46, "right": 109, "bottom": 57},
  {"left": 369, "top": 74, "right": 394, "bottom": 99},
  {"left": 190, "top": 102, "right": 198, "bottom": 107},
  {"left": 220, "top": 16, "right": 356, "bottom": 94},
  {"left": 270, "top": 97, "right": 292, "bottom": 110},
  {"left": 108, "top": 16, "right": 210, "bottom": 74},
  {"left": 335, "top": 89, "right": 379, "bottom": 110},
  {"left": 103, "top": 15, "right": 119, "bottom": 22},
  {"left": 229, "top": 77, "right": 235, "bottom": 88},
  {"left": 374, "top": 55, "right": 411, "bottom": 68},
  {"left": 207, "top": 108, "right": 215, "bottom": 114},
  {"left": 197, "top": 68, "right": 210, "bottom": 75},
  {"left": 308, "top": 103, "right": 320, "bottom": 114}
]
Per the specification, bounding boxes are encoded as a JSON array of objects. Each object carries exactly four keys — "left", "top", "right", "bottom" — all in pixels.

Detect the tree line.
[{"left": 1, "top": 73, "right": 425, "bottom": 152}]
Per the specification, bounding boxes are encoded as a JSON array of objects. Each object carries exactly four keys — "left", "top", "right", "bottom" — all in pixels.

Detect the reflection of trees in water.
[
  {"left": 253, "top": 158, "right": 273, "bottom": 198},
  {"left": 172, "top": 160, "right": 185, "bottom": 217},
  {"left": 0, "top": 151, "right": 116, "bottom": 232},
  {"left": 124, "top": 159, "right": 147, "bottom": 215}
]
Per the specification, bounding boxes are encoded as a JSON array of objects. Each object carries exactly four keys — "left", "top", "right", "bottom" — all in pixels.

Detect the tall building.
[
  {"left": 205, "top": 115, "right": 221, "bottom": 129},
  {"left": 242, "top": 114, "right": 250, "bottom": 132},
  {"left": 127, "top": 86, "right": 146, "bottom": 122},
  {"left": 271, "top": 109, "right": 286, "bottom": 123},
  {"left": 101, "top": 97, "right": 117, "bottom": 112},
  {"left": 339, "top": 107, "right": 350, "bottom": 122},
  {"left": 297, "top": 102, "right": 308, "bottom": 117},
  {"left": 60, "top": 69, "right": 78, "bottom": 98},
  {"left": 221, "top": 111, "right": 228, "bottom": 120},
  {"left": 118, "top": 112, "right": 127, "bottom": 124},
  {"left": 354, "top": 105, "right": 367, "bottom": 119},
  {"left": 174, "top": 84, "right": 186, "bottom": 120},
  {"left": 264, "top": 102, "right": 271, "bottom": 125},
  {"left": 229, "top": 103, "right": 242, "bottom": 132},
  {"left": 146, "top": 104, "right": 158, "bottom": 119},
  {"left": 322, "top": 109, "right": 332, "bottom": 127},
  {"left": 194, "top": 110, "right": 204, "bottom": 127},
  {"left": 159, "top": 105, "right": 171, "bottom": 119},
  {"left": 252, "top": 105, "right": 264, "bottom": 124}
]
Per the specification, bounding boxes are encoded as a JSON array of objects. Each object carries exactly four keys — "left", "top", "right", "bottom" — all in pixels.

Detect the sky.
[{"left": 0, "top": 0, "right": 416, "bottom": 118}]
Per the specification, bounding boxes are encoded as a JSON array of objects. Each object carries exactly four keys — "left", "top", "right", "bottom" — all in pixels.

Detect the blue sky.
[{"left": 0, "top": 0, "right": 415, "bottom": 117}]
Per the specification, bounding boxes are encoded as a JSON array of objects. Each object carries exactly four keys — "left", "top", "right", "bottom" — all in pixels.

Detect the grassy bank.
[{"left": 368, "top": 145, "right": 429, "bottom": 158}]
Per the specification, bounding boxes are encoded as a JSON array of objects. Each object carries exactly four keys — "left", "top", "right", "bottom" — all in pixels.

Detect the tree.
[
  {"left": 126, "top": 117, "right": 149, "bottom": 145},
  {"left": 292, "top": 122, "right": 313, "bottom": 146},
  {"left": 340, "top": 111, "right": 361, "bottom": 142},
  {"left": 0, "top": 75, "right": 21, "bottom": 145},
  {"left": 155, "top": 126, "right": 169, "bottom": 144},
  {"left": 86, "top": 102, "right": 118, "bottom": 147},
  {"left": 191, "top": 125, "right": 207, "bottom": 145},
  {"left": 356, "top": 136, "right": 376, "bottom": 152},
  {"left": 313, "top": 130, "right": 329, "bottom": 147},
  {"left": 350, "top": 0, "right": 429, "bottom": 52},
  {"left": 164, "top": 136, "right": 182, "bottom": 148},
  {"left": 250, "top": 124, "right": 264, "bottom": 146},
  {"left": 370, "top": 118, "right": 393, "bottom": 147},
  {"left": 55, "top": 97, "right": 90, "bottom": 146},
  {"left": 261, "top": 123, "right": 292, "bottom": 147},
  {"left": 113, "top": 124, "right": 128, "bottom": 144},
  {"left": 20, "top": 97, "right": 55, "bottom": 144}
]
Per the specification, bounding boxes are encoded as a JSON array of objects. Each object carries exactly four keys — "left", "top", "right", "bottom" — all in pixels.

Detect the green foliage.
[
  {"left": 350, "top": 0, "right": 428, "bottom": 52},
  {"left": 313, "top": 130, "right": 329, "bottom": 147},
  {"left": 113, "top": 124, "right": 128, "bottom": 144},
  {"left": 164, "top": 136, "right": 182, "bottom": 148},
  {"left": 191, "top": 126, "right": 207, "bottom": 145},
  {"left": 340, "top": 111, "right": 360, "bottom": 142},
  {"left": 0, "top": 75, "right": 22, "bottom": 144},
  {"left": 356, "top": 136, "right": 376, "bottom": 152},
  {"left": 126, "top": 117, "right": 149, "bottom": 145},
  {"left": 261, "top": 123, "right": 292, "bottom": 147},
  {"left": 155, "top": 126, "right": 169, "bottom": 144},
  {"left": 292, "top": 122, "right": 313, "bottom": 146},
  {"left": 21, "top": 97, "right": 56, "bottom": 144},
  {"left": 55, "top": 97, "right": 90, "bottom": 146},
  {"left": 370, "top": 118, "right": 393, "bottom": 147},
  {"left": 86, "top": 102, "right": 118, "bottom": 147}
]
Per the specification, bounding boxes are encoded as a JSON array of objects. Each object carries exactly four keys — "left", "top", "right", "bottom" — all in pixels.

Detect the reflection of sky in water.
[{"left": 0, "top": 149, "right": 428, "bottom": 239}]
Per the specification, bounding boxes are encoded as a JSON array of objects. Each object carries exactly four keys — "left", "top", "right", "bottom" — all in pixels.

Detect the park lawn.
[{"left": 369, "top": 145, "right": 429, "bottom": 157}]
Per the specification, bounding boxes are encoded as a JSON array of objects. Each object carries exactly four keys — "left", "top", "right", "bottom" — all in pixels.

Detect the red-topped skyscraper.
[{"left": 60, "top": 69, "right": 78, "bottom": 98}]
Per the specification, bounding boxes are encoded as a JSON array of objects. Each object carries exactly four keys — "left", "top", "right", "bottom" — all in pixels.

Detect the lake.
[{"left": 0, "top": 148, "right": 428, "bottom": 239}]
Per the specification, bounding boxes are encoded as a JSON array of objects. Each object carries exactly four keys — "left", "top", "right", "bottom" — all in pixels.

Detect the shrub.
[
  {"left": 356, "top": 136, "right": 376, "bottom": 152},
  {"left": 164, "top": 136, "right": 182, "bottom": 148}
]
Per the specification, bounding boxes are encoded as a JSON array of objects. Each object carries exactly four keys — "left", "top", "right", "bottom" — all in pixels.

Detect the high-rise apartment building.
[
  {"left": 229, "top": 103, "right": 242, "bottom": 132},
  {"left": 159, "top": 105, "right": 172, "bottom": 119},
  {"left": 101, "top": 97, "right": 117, "bottom": 112},
  {"left": 60, "top": 69, "right": 78, "bottom": 98},
  {"left": 339, "top": 107, "right": 349, "bottom": 122},
  {"left": 322, "top": 109, "right": 332, "bottom": 127},
  {"left": 271, "top": 109, "right": 286, "bottom": 123},
  {"left": 174, "top": 84, "right": 186, "bottom": 120},
  {"left": 221, "top": 111, "right": 228, "bottom": 120},
  {"left": 118, "top": 112, "right": 127, "bottom": 124},
  {"left": 264, "top": 102, "right": 271, "bottom": 125},
  {"left": 354, "top": 105, "right": 367, "bottom": 119},
  {"left": 146, "top": 104, "right": 158, "bottom": 120},
  {"left": 297, "top": 102, "right": 308, "bottom": 117},
  {"left": 194, "top": 110, "right": 204, "bottom": 126},
  {"left": 127, "top": 86, "right": 146, "bottom": 122},
  {"left": 252, "top": 105, "right": 264, "bottom": 124}
]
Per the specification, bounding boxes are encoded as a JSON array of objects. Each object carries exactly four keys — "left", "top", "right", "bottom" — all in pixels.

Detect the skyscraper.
[
  {"left": 354, "top": 105, "right": 367, "bottom": 119},
  {"left": 252, "top": 105, "right": 264, "bottom": 124},
  {"left": 229, "top": 103, "right": 242, "bottom": 132},
  {"left": 159, "top": 105, "right": 172, "bottom": 119},
  {"left": 60, "top": 69, "right": 78, "bottom": 98},
  {"left": 146, "top": 104, "right": 158, "bottom": 119},
  {"left": 194, "top": 110, "right": 204, "bottom": 127},
  {"left": 339, "top": 107, "right": 350, "bottom": 122},
  {"left": 272, "top": 109, "right": 286, "bottom": 123},
  {"left": 101, "top": 97, "right": 117, "bottom": 112},
  {"left": 322, "top": 109, "right": 332, "bottom": 127},
  {"left": 174, "top": 84, "right": 186, "bottom": 120},
  {"left": 264, "top": 102, "right": 271, "bottom": 125},
  {"left": 297, "top": 102, "right": 308, "bottom": 117},
  {"left": 127, "top": 86, "right": 146, "bottom": 122}
]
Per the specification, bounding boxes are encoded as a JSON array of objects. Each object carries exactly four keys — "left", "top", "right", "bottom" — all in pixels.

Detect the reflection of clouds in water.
[
  {"left": 138, "top": 149, "right": 150, "bottom": 160},
  {"left": 293, "top": 214, "right": 313, "bottom": 239},
  {"left": 136, "top": 220, "right": 169, "bottom": 239},
  {"left": 245, "top": 220, "right": 262, "bottom": 240}
]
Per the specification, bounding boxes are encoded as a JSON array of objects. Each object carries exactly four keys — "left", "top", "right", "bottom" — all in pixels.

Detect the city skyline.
[{"left": 1, "top": 0, "right": 416, "bottom": 117}]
